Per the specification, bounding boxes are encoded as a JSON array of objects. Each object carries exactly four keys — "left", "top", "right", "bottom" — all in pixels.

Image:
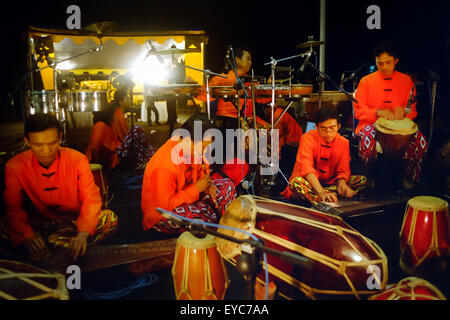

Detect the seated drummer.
[
  {"left": 0, "top": 113, "right": 117, "bottom": 260},
  {"left": 208, "top": 46, "right": 269, "bottom": 130},
  {"left": 141, "top": 114, "right": 237, "bottom": 234},
  {"left": 281, "top": 106, "right": 366, "bottom": 203},
  {"left": 86, "top": 106, "right": 154, "bottom": 170},
  {"left": 354, "top": 41, "right": 428, "bottom": 188}
]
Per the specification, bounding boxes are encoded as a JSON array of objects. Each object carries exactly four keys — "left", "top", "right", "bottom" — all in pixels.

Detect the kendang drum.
[
  {"left": 374, "top": 117, "right": 418, "bottom": 159},
  {"left": 216, "top": 195, "right": 388, "bottom": 300},
  {"left": 172, "top": 232, "right": 229, "bottom": 300},
  {"left": 399, "top": 196, "right": 449, "bottom": 275},
  {"left": 0, "top": 259, "right": 69, "bottom": 300},
  {"left": 368, "top": 277, "right": 447, "bottom": 300},
  {"left": 90, "top": 163, "right": 109, "bottom": 209}
]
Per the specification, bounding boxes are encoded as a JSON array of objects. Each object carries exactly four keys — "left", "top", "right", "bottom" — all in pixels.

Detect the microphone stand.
[
  {"left": 428, "top": 71, "right": 439, "bottom": 149},
  {"left": 156, "top": 207, "right": 312, "bottom": 300},
  {"left": 184, "top": 65, "right": 227, "bottom": 120}
]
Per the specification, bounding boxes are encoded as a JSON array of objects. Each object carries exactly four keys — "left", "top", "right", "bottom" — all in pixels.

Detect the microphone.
[
  {"left": 428, "top": 70, "right": 440, "bottom": 81},
  {"left": 298, "top": 50, "right": 312, "bottom": 72},
  {"left": 156, "top": 207, "right": 184, "bottom": 225}
]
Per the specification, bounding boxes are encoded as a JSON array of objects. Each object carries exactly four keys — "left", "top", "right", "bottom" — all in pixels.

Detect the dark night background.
[{"left": 1, "top": 0, "right": 449, "bottom": 134}]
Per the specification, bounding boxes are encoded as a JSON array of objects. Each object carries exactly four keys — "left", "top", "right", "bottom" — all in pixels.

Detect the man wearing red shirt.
[
  {"left": 141, "top": 114, "right": 237, "bottom": 233},
  {"left": 354, "top": 42, "right": 428, "bottom": 187},
  {"left": 282, "top": 107, "right": 366, "bottom": 203},
  {"left": 1, "top": 113, "right": 117, "bottom": 260}
]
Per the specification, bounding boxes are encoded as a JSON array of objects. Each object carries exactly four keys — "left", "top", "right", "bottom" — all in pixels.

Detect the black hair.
[
  {"left": 181, "top": 113, "right": 215, "bottom": 141},
  {"left": 93, "top": 108, "right": 115, "bottom": 125},
  {"left": 233, "top": 46, "right": 252, "bottom": 60},
  {"left": 24, "top": 113, "right": 61, "bottom": 138},
  {"left": 373, "top": 41, "right": 398, "bottom": 59},
  {"left": 113, "top": 89, "right": 128, "bottom": 105},
  {"left": 315, "top": 106, "right": 340, "bottom": 125}
]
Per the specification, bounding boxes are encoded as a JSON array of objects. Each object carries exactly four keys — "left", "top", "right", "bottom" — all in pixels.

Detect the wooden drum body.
[
  {"left": 172, "top": 232, "right": 229, "bottom": 300},
  {"left": 217, "top": 196, "right": 388, "bottom": 300},
  {"left": 368, "top": 277, "right": 446, "bottom": 300},
  {"left": 399, "top": 196, "right": 450, "bottom": 274},
  {"left": 0, "top": 259, "right": 69, "bottom": 300},
  {"left": 374, "top": 117, "right": 417, "bottom": 159},
  {"left": 90, "top": 163, "right": 109, "bottom": 209}
]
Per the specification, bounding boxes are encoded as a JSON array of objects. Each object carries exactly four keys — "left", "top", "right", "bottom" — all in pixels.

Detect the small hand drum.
[
  {"left": 171, "top": 232, "right": 229, "bottom": 300},
  {"left": 399, "top": 196, "right": 449, "bottom": 275},
  {"left": 0, "top": 259, "right": 69, "bottom": 300},
  {"left": 368, "top": 277, "right": 447, "bottom": 300},
  {"left": 374, "top": 117, "right": 417, "bottom": 159}
]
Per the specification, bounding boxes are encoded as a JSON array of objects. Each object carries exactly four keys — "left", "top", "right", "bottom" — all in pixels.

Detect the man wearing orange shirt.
[
  {"left": 141, "top": 114, "right": 237, "bottom": 234},
  {"left": 282, "top": 106, "right": 366, "bottom": 203},
  {"left": 0, "top": 113, "right": 117, "bottom": 260},
  {"left": 354, "top": 42, "right": 428, "bottom": 187},
  {"left": 110, "top": 89, "right": 129, "bottom": 142},
  {"left": 209, "top": 46, "right": 269, "bottom": 129}
]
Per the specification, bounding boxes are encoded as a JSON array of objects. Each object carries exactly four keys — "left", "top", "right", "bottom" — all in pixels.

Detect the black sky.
[{"left": 1, "top": 0, "right": 449, "bottom": 121}]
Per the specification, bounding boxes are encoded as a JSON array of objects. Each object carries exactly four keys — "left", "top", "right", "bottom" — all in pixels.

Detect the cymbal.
[
  {"left": 296, "top": 40, "right": 325, "bottom": 49},
  {"left": 82, "top": 21, "right": 118, "bottom": 36}
]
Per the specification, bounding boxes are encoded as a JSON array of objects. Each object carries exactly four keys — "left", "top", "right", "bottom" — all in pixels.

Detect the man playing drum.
[
  {"left": 354, "top": 42, "right": 428, "bottom": 188},
  {"left": 282, "top": 106, "right": 366, "bottom": 203},
  {"left": 141, "top": 114, "right": 237, "bottom": 234},
  {"left": 0, "top": 113, "right": 117, "bottom": 261}
]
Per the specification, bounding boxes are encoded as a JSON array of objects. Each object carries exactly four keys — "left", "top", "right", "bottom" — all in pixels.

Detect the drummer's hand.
[
  {"left": 337, "top": 180, "right": 356, "bottom": 198},
  {"left": 393, "top": 106, "right": 405, "bottom": 120},
  {"left": 67, "top": 231, "right": 89, "bottom": 261},
  {"left": 376, "top": 109, "right": 396, "bottom": 120},
  {"left": 318, "top": 190, "right": 338, "bottom": 203},
  {"left": 195, "top": 174, "right": 211, "bottom": 193},
  {"left": 25, "top": 236, "right": 51, "bottom": 260}
]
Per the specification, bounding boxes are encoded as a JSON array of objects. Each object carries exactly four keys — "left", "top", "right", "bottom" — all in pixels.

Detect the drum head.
[
  {"left": 375, "top": 117, "right": 418, "bottom": 135},
  {"left": 178, "top": 231, "right": 216, "bottom": 249},
  {"left": 408, "top": 196, "right": 448, "bottom": 211}
]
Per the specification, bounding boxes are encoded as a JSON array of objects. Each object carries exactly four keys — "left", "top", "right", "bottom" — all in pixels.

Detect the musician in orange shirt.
[
  {"left": 86, "top": 93, "right": 154, "bottom": 170},
  {"left": 282, "top": 106, "right": 366, "bottom": 204},
  {"left": 0, "top": 113, "right": 117, "bottom": 260},
  {"left": 141, "top": 114, "right": 237, "bottom": 233},
  {"left": 110, "top": 89, "right": 129, "bottom": 142},
  {"left": 354, "top": 42, "right": 428, "bottom": 188}
]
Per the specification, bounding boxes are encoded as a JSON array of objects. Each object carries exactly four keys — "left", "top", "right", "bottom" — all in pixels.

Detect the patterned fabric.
[
  {"left": 117, "top": 125, "right": 155, "bottom": 168},
  {"left": 357, "top": 124, "right": 428, "bottom": 181},
  {"left": 153, "top": 178, "right": 236, "bottom": 234},
  {"left": 290, "top": 175, "right": 367, "bottom": 205},
  {"left": 0, "top": 210, "right": 118, "bottom": 249}
]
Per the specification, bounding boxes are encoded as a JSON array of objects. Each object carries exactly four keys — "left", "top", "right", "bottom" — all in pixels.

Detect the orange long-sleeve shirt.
[
  {"left": 141, "top": 138, "right": 209, "bottom": 230},
  {"left": 282, "top": 129, "right": 351, "bottom": 199},
  {"left": 85, "top": 121, "right": 121, "bottom": 169},
  {"left": 3, "top": 147, "right": 102, "bottom": 246},
  {"left": 112, "top": 107, "right": 128, "bottom": 142},
  {"left": 274, "top": 107, "right": 303, "bottom": 147},
  {"left": 208, "top": 71, "right": 269, "bottom": 124},
  {"left": 354, "top": 70, "right": 417, "bottom": 134}
]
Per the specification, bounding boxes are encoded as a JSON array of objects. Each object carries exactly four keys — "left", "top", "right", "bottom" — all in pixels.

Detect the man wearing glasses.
[{"left": 282, "top": 106, "right": 366, "bottom": 203}]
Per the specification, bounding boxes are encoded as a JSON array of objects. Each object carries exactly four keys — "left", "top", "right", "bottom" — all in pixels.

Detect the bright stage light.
[{"left": 132, "top": 53, "right": 169, "bottom": 85}]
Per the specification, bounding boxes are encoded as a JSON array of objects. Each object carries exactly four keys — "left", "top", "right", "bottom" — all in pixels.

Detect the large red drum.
[
  {"left": 399, "top": 196, "right": 450, "bottom": 274},
  {"left": 217, "top": 196, "right": 388, "bottom": 300},
  {"left": 0, "top": 259, "right": 69, "bottom": 300},
  {"left": 90, "top": 163, "right": 109, "bottom": 209},
  {"left": 172, "top": 232, "right": 229, "bottom": 300},
  {"left": 368, "top": 277, "right": 447, "bottom": 300}
]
